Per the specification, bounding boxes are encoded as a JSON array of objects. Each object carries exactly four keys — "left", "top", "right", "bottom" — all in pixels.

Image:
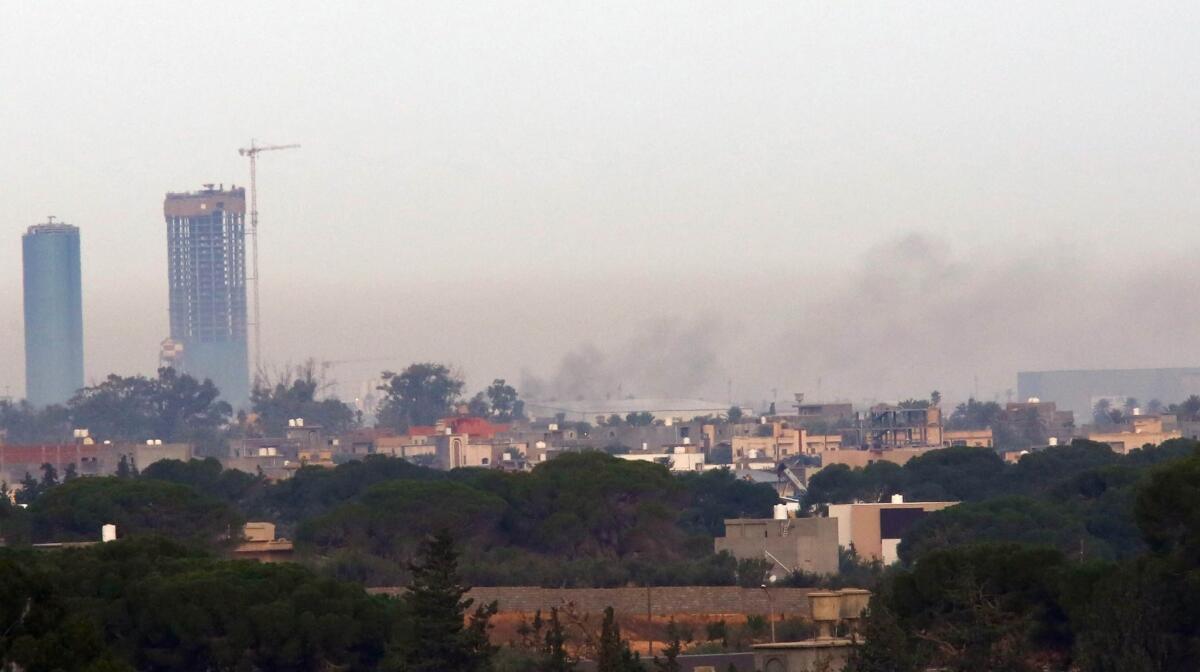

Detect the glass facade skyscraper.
[
  {"left": 22, "top": 221, "right": 84, "bottom": 406},
  {"left": 164, "top": 185, "right": 250, "bottom": 406}
]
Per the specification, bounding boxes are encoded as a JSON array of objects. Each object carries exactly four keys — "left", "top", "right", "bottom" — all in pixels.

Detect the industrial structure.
[
  {"left": 238, "top": 140, "right": 299, "bottom": 376},
  {"left": 164, "top": 185, "right": 250, "bottom": 405},
  {"left": 22, "top": 218, "right": 84, "bottom": 406}
]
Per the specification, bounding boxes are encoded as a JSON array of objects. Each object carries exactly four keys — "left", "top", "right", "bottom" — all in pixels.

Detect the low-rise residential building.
[
  {"left": 819, "top": 446, "right": 941, "bottom": 469},
  {"left": 804, "top": 434, "right": 843, "bottom": 454},
  {"left": 1087, "top": 415, "right": 1181, "bottom": 454},
  {"left": 826, "top": 498, "right": 957, "bottom": 564},
  {"left": 1002, "top": 399, "right": 1076, "bottom": 445},
  {"left": 942, "top": 428, "right": 994, "bottom": 447},
  {"left": 731, "top": 422, "right": 804, "bottom": 460},
  {"left": 616, "top": 444, "right": 706, "bottom": 472},
  {"left": 788, "top": 402, "right": 855, "bottom": 426},
  {"left": 232, "top": 522, "right": 294, "bottom": 563},
  {"left": 0, "top": 441, "right": 191, "bottom": 485},
  {"left": 715, "top": 516, "right": 840, "bottom": 577},
  {"left": 1179, "top": 419, "right": 1200, "bottom": 441}
]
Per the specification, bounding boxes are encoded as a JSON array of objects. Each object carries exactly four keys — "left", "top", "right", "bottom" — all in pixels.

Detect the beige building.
[
  {"left": 1087, "top": 415, "right": 1181, "bottom": 454},
  {"left": 232, "top": 522, "right": 294, "bottom": 563},
  {"left": 374, "top": 434, "right": 437, "bottom": 461},
  {"left": 804, "top": 434, "right": 843, "bottom": 454},
  {"left": 826, "top": 499, "right": 957, "bottom": 564},
  {"left": 1003, "top": 399, "right": 1076, "bottom": 444},
  {"left": 616, "top": 445, "right": 706, "bottom": 472},
  {"left": 732, "top": 423, "right": 804, "bottom": 461},
  {"left": 819, "top": 446, "right": 940, "bottom": 469},
  {"left": 0, "top": 441, "right": 192, "bottom": 486},
  {"left": 715, "top": 517, "right": 840, "bottom": 577},
  {"left": 942, "top": 428, "right": 994, "bottom": 448},
  {"left": 436, "top": 434, "right": 494, "bottom": 469}
]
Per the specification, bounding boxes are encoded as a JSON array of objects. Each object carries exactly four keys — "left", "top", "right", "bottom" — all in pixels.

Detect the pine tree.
[
  {"left": 540, "top": 607, "right": 575, "bottom": 672},
  {"left": 16, "top": 471, "right": 39, "bottom": 504},
  {"left": 116, "top": 455, "right": 132, "bottom": 479},
  {"left": 518, "top": 609, "right": 544, "bottom": 649},
  {"left": 402, "top": 530, "right": 497, "bottom": 672},
  {"left": 653, "top": 619, "right": 682, "bottom": 672},
  {"left": 844, "top": 599, "right": 917, "bottom": 672},
  {"left": 596, "top": 607, "right": 641, "bottom": 672},
  {"left": 40, "top": 462, "right": 58, "bottom": 489}
]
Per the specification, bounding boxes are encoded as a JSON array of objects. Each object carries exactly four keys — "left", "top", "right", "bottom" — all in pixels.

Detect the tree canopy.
[
  {"left": 250, "top": 363, "right": 357, "bottom": 437},
  {"left": 0, "top": 538, "right": 401, "bottom": 672},
  {"left": 848, "top": 443, "right": 1200, "bottom": 672},
  {"left": 25, "top": 477, "right": 243, "bottom": 546},
  {"left": 376, "top": 363, "right": 465, "bottom": 431},
  {"left": 287, "top": 452, "right": 773, "bottom": 587},
  {"left": 0, "top": 369, "right": 232, "bottom": 456}
]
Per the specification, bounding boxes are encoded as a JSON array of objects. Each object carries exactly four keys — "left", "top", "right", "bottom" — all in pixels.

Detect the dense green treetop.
[
  {"left": 375, "top": 363, "right": 465, "bottom": 431},
  {"left": 850, "top": 446, "right": 1200, "bottom": 672},
  {"left": 0, "top": 538, "right": 398, "bottom": 672},
  {"left": 250, "top": 364, "right": 357, "bottom": 437},
  {"left": 28, "top": 477, "right": 243, "bottom": 546}
]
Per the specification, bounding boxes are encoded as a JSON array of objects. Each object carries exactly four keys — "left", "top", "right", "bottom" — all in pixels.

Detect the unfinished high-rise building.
[{"left": 164, "top": 185, "right": 249, "bottom": 406}]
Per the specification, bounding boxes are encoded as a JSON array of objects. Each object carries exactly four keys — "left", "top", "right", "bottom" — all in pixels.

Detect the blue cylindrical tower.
[{"left": 22, "top": 219, "right": 84, "bottom": 406}]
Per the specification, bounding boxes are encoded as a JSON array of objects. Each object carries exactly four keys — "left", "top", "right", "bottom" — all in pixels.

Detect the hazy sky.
[{"left": 3, "top": 2, "right": 1199, "bottom": 407}]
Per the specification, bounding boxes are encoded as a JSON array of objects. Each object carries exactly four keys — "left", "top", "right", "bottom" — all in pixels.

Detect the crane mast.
[{"left": 237, "top": 140, "right": 299, "bottom": 382}]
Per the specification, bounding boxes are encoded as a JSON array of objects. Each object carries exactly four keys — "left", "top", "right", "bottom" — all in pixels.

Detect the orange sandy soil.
[{"left": 490, "top": 611, "right": 785, "bottom": 657}]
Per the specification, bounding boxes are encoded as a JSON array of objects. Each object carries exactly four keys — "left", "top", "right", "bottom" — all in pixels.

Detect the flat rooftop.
[{"left": 164, "top": 185, "right": 246, "bottom": 217}]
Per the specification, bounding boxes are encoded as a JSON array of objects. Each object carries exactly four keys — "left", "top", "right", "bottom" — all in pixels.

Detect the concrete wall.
[
  {"left": 369, "top": 586, "right": 814, "bottom": 617},
  {"left": 715, "top": 518, "right": 839, "bottom": 576},
  {"left": 754, "top": 642, "right": 853, "bottom": 672},
  {"left": 819, "top": 447, "right": 938, "bottom": 469}
]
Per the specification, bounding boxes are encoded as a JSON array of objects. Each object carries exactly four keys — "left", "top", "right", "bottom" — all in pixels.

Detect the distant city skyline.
[{"left": 4, "top": 3, "right": 1200, "bottom": 405}]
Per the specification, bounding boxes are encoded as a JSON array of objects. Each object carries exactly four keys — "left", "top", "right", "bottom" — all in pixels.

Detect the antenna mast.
[{"left": 237, "top": 139, "right": 300, "bottom": 380}]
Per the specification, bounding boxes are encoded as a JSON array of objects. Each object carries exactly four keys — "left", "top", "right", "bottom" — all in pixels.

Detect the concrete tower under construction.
[{"left": 164, "top": 185, "right": 250, "bottom": 406}]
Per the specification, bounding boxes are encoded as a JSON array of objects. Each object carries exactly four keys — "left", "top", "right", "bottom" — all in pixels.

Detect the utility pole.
[
  {"left": 760, "top": 581, "right": 777, "bottom": 643},
  {"left": 237, "top": 140, "right": 299, "bottom": 379}
]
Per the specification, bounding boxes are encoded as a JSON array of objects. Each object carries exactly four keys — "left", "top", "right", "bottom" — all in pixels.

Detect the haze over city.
[{"left": 4, "top": 1, "right": 1199, "bottom": 405}]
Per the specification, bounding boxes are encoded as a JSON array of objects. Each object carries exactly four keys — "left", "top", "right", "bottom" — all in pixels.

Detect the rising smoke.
[
  {"left": 520, "top": 319, "right": 726, "bottom": 402},
  {"left": 520, "top": 232, "right": 1200, "bottom": 407}
]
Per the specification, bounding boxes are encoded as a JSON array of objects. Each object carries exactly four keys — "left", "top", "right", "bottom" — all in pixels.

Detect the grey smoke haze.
[
  {"left": 509, "top": 233, "right": 1200, "bottom": 407},
  {"left": 3, "top": 3, "right": 1200, "bottom": 408},
  {"left": 768, "top": 233, "right": 1200, "bottom": 405},
  {"left": 520, "top": 319, "right": 725, "bottom": 402}
]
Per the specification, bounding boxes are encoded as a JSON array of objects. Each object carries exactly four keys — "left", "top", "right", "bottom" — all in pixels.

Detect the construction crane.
[{"left": 238, "top": 140, "right": 300, "bottom": 378}]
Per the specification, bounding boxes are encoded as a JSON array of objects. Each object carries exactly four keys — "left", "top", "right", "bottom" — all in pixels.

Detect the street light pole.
[{"left": 760, "top": 583, "right": 776, "bottom": 643}]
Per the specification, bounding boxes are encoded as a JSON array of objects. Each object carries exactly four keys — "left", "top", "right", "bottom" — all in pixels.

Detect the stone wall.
[{"left": 368, "top": 585, "right": 813, "bottom": 617}]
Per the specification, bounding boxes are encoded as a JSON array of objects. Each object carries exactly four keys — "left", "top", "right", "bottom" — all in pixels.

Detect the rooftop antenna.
[{"left": 237, "top": 139, "right": 300, "bottom": 379}]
